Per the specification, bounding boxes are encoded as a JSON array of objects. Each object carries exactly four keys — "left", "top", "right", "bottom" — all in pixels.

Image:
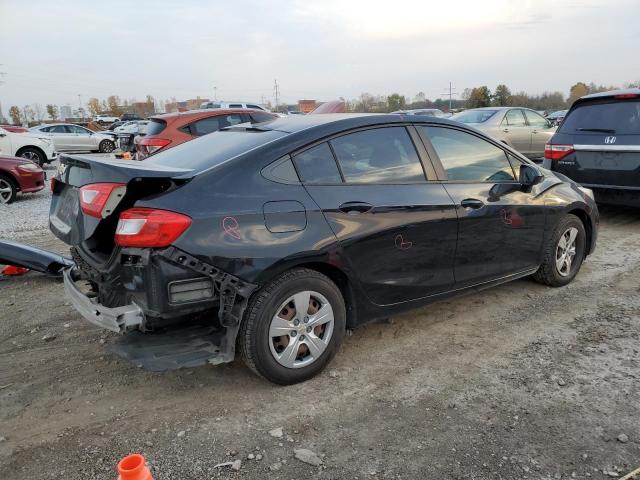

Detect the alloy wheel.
[
  {"left": 101, "top": 141, "right": 115, "bottom": 153},
  {"left": 20, "top": 151, "right": 40, "bottom": 162},
  {"left": 0, "top": 178, "right": 13, "bottom": 203},
  {"left": 556, "top": 227, "right": 579, "bottom": 277},
  {"left": 268, "top": 290, "right": 335, "bottom": 369}
]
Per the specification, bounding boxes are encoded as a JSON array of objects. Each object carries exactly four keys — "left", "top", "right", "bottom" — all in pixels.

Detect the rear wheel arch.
[{"left": 0, "top": 171, "right": 20, "bottom": 191}]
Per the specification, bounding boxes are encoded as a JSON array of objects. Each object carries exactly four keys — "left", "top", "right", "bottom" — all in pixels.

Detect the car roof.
[
  {"left": 579, "top": 88, "right": 640, "bottom": 100},
  {"left": 246, "top": 112, "right": 461, "bottom": 134},
  {"left": 150, "top": 108, "right": 264, "bottom": 122}
]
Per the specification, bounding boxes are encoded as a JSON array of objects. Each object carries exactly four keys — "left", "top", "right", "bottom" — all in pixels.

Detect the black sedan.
[{"left": 49, "top": 114, "right": 599, "bottom": 384}]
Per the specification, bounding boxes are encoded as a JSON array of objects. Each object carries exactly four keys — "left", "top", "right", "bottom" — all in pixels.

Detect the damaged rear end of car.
[{"left": 50, "top": 154, "right": 257, "bottom": 371}]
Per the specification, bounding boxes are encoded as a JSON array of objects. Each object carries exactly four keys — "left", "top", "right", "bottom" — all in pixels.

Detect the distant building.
[
  {"left": 59, "top": 105, "right": 72, "bottom": 120},
  {"left": 132, "top": 101, "right": 155, "bottom": 118},
  {"left": 164, "top": 97, "right": 210, "bottom": 113},
  {"left": 298, "top": 100, "right": 317, "bottom": 113}
]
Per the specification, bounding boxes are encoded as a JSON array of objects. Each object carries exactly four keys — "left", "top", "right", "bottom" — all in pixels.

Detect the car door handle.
[
  {"left": 460, "top": 198, "right": 485, "bottom": 209},
  {"left": 502, "top": 128, "right": 510, "bottom": 133},
  {"left": 339, "top": 201, "right": 373, "bottom": 214}
]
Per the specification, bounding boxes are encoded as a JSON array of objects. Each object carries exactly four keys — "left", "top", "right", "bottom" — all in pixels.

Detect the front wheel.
[
  {"left": 533, "top": 214, "right": 586, "bottom": 287},
  {"left": 239, "top": 268, "right": 346, "bottom": 385},
  {"left": 98, "top": 140, "right": 115, "bottom": 153},
  {"left": 18, "top": 148, "right": 45, "bottom": 167}
]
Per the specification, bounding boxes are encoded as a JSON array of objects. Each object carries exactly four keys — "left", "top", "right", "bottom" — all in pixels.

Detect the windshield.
[
  {"left": 560, "top": 100, "right": 640, "bottom": 135},
  {"left": 451, "top": 110, "right": 498, "bottom": 124},
  {"left": 147, "top": 129, "right": 287, "bottom": 171}
]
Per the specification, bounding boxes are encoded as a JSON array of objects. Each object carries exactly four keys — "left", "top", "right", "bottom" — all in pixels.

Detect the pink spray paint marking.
[{"left": 222, "top": 216, "right": 241, "bottom": 240}]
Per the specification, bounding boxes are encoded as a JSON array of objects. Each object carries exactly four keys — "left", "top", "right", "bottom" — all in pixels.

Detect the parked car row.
[{"left": 30, "top": 123, "right": 116, "bottom": 153}]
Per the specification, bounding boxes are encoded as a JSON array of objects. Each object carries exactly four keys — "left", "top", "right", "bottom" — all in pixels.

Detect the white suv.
[
  {"left": 0, "top": 126, "right": 58, "bottom": 166},
  {"left": 199, "top": 101, "right": 269, "bottom": 111}
]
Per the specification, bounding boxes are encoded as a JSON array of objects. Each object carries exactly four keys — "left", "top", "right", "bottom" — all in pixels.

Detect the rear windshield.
[
  {"left": 560, "top": 100, "right": 640, "bottom": 135},
  {"left": 451, "top": 110, "right": 497, "bottom": 124},
  {"left": 146, "top": 119, "right": 167, "bottom": 135},
  {"left": 147, "top": 129, "right": 286, "bottom": 171}
]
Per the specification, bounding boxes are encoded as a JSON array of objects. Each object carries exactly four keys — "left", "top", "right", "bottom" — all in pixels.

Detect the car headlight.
[{"left": 17, "top": 163, "right": 42, "bottom": 173}]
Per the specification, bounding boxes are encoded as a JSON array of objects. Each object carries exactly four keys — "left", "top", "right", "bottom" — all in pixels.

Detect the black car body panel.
[
  {"left": 50, "top": 113, "right": 599, "bottom": 371},
  {"left": 544, "top": 89, "right": 640, "bottom": 207}
]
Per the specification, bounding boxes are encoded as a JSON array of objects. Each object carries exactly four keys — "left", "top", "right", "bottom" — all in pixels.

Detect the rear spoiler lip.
[{"left": 58, "top": 153, "right": 196, "bottom": 184}]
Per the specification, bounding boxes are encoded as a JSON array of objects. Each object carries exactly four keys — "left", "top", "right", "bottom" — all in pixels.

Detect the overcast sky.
[{"left": 0, "top": 0, "right": 638, "bottom": 110}]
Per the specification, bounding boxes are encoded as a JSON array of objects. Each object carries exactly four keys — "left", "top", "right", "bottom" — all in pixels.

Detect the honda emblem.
[{"left": 604, "top": 136, "right": 617, "bottom": 144}]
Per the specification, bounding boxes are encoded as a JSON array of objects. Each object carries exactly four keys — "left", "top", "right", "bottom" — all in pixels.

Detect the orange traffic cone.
[
  {"left": 117, "top": 454, "right": 153, "bottom": 480},
  {"left": 1, "top": 265, "right": 29, "bottom": 276}
]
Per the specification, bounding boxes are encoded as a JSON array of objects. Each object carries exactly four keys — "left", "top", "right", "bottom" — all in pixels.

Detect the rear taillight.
[
  {"left": 544, "top": 143, "right": 575, "bottom": 161},
  {"left": 79, "top": 183, "right": 127, "bottom": 218},
  {"left": 138, "top": 137, "right": 171, "bottom": 156},
  {"left": 614, "top": 93, "right": 639, "bottom": 99},
  {"left": 115, "top": 208, "right": 191, "bottom": 248}
]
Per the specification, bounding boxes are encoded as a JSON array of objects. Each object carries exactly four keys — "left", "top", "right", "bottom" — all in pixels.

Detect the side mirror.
[{"left": 519, "top": 164, "right": 544, "bottom": 187}]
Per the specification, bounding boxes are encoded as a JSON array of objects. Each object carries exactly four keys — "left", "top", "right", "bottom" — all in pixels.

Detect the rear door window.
[
  {"left": 524, "top": 110, "right": 549, "bottom": 128},
  {"left": 422, "top": 126, "right": 516, "bottom": 182},
  {"left": 145, "top": 119, "right": 167, "bottom": 135},
  {"left": 503, "top": 109, "right": 527, "bottom": 126},
  {"left": 559, "top": 100, "right": 640, "bottom": 135},
  {"left": 50, "top": 125, "right": 70, "bottom": 133},
  {"left": 188, "top": 114, "right": 245, "bottom": 136},
  {"left": 330, "top": 127, "right": 425, "bottom": 183},
  {"left": 293, "top": 142, "right": 342, "bottom": 184},
  {"left": 228, "top": 104, "right": 243, "bottom": 108}
]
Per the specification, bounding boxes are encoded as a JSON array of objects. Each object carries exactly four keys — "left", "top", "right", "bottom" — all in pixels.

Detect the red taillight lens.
[
  {"left": 79, "top": 183, "right": 127, "bottom": 218},
  {"left": 50, "top": 177, "right": 57, "bottom": 192},
  {"left": 138, "top": 137, "right": 171, "bottom": 156},
  {"left": 115, "top": 208, "right": 191, "bottom": 248},
  {"left": 614, "top": 93, "right": 639, "bottom": 99},
  {"left": 544, "top": 143, "right": 575, "bottom": 161}
]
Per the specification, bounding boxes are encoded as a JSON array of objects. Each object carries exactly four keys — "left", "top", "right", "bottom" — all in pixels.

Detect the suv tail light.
[
  {"left": 79, "top": 183, "right": 127, "bottom": 218},
  {"left": 544, "top": 143, "right": 575, "bottom": 161},
  {"left": 614, "top": 93, "right": 639, "bottom": 99},
  {"left": 138, "top": 137, "right": 172, "bottom": 157},
  {"left": 115, "top": 208, "right": 192, "bottom": 248}
]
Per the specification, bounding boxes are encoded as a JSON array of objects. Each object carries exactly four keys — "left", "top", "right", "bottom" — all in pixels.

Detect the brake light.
[
  {"left": 50, "top": 177, "right": 56, "bottom": 192},
  {"left": 79, "top": 183, "right": 127, "bottom": 218},
  {"left": 614, "top": 93, "right": 639, "bottom": 99},
  {"left": 138, "top": 137, "right": 171, "bottom": 156},
  {"left": 115, "top": 208, "right": 191, "bottom": 248},
  {"left": 544, "top": 143, "right": 575, "bottom": 161}
]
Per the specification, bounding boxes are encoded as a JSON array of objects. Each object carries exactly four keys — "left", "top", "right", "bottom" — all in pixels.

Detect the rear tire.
[
  {"left": 0, "top": 174, "right": 18, "bottom": 204},
  {"left": 533, "top": 214, "right": 586, "bottom": 287},
  {"left": 98, "top": 140, "right": 115, "bottom": 153},
  {"left": 239, "top": 268, "right": 346, "bottom": 385}
]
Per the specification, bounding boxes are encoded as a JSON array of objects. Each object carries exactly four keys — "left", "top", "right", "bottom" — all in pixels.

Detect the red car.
[
  {"left": 135, "top": 108, "right": 277, "bottom": 160},
  {"left": 0, "top": 155, "right": 45, "bottom": 204},
  {"left": 0, "top": 125, "right": 29, "bottom": 133}
]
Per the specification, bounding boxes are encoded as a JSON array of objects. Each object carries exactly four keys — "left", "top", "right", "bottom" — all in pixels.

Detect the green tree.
[
  {"left": 568, "top": 82, "right": 589, "bottom": 104},
  {"left": 387, "top": 93, "right": 406, "bottom": 112},
  {"left": 9, "top": 105, "right": 22, "bottom": 125},
  {"left": 466, "top": 86, "right": 492, "bottom": 108},
  {"left": 492, "top": 84, "right": 511, "bottom": 106},
  {"left": 46, "top": 104, "right": 58, "bottom": 120}
]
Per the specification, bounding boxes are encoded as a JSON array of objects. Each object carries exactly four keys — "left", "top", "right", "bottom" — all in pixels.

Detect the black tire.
[
  {"left": 17, "top": 147, "right": 45, "bottom": 167},
  {"left": 99, "top": 140, "right": 115, "bottom": 153},
  {"left": 239, "top": 268, "right": 346, "bottom": 385},
  {"left": 533, "top": 214, "right": 586, "bottom": 287},
  {"left": 0, "top": 173, "right": 18, "bottom": 204}
]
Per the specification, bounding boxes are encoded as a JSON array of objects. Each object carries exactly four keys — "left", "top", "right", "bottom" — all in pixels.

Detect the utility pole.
[
  {"left": 213, "top": 85, "right": 217, "bottom": 101},
  {"left": 78, "top": 94, "right": 82, "bottom": 119},
  {"left": 273, "top": 79, "right": 280, "bottom": 111},
  {"left": 440, "top": 81, "right": 457, "bottom": 112}
]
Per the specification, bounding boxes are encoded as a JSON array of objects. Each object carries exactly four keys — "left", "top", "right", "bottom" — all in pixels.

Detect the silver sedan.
[
  {"left": 451, "top": 107, "right": 556, "bottom": 160},
  {"left": 30, "top": 123, "right": 116, "bottom": 153}
]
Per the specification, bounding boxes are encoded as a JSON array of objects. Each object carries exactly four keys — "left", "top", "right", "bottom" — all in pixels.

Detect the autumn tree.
[
  {"left": 466, "top": 86, "right": 492, "bottom": 108},
  {"left": 87, "top": 97, "right": 101, "bottom": 116},
  {"left": 492, "top": 84, "right": 511, "bottom": 106},
  {"left": 9, "top": 105, "right": 22, "bottom": 125},
  {"left": 387, "top": 93, "right": 406, "bottom": 112},
  {"left": 568, "top": 82, "right": 589, "bottom": 104},
  {"left": 145, "top": 95, "right": 156, "bottom": 115},
  {"left": 107, "top": 95, "right": 123, "bottom": 116},
  {"left": 23, "top": 105, "right": 36, "bottom": 124}
]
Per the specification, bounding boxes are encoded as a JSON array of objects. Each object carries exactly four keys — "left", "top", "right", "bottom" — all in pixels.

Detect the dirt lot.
[{"left": 1, "top": 201, "right": 639, "bottom": 479}]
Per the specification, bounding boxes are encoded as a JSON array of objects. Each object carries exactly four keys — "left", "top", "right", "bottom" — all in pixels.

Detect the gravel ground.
[
  {"left": 0, "top": 162, "right": 57, "bottom": 239},
  {"left": 0, "top": 198, "right": 639, "bottom": 479}
]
